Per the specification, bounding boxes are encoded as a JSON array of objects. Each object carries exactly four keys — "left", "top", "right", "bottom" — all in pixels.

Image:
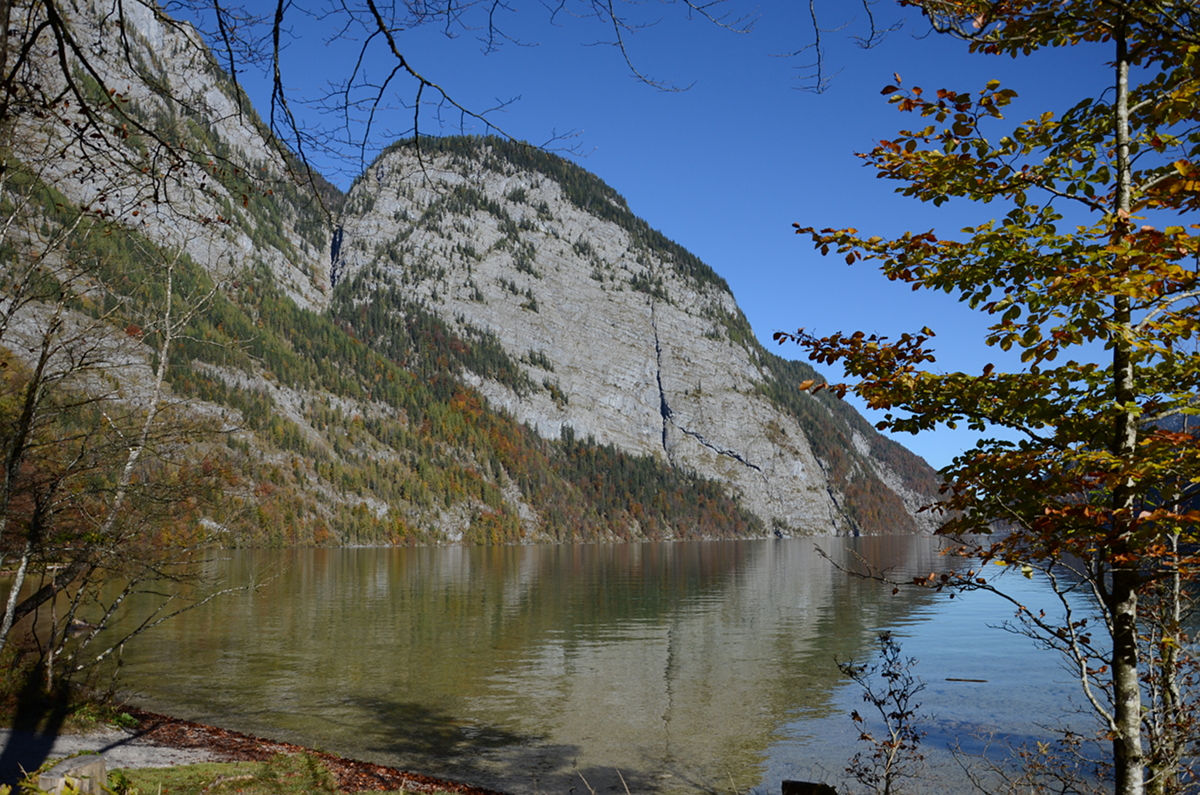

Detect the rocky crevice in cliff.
[
  {"left": 675, "top": 425, "right": 764, "bottom": 473},
  {"left": 330, "top": 225, "right": 346, "bottom": 286},
  {"left": 652, "top": 304, "right": 673, "bottom": 458},
  {"left": 650, "top": 304, "right": 763, "bottom": 474}
]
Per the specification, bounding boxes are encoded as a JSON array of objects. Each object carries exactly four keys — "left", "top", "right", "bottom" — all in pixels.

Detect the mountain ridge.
[
  {"left": 0, "top": 1, "right": 942, "bottom": 547},
  {"left": 333, "top": 135, "right": 940, "bottom": 536}
]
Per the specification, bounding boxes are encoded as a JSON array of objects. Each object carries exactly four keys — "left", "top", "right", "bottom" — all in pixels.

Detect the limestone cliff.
[
  {"left": 334, "top": 138, "right": 939, "bottom": 535},
  {"left": 3, "top": 1, "right": 939, "bottom": 544},
  {"left": 13, "top": 0, "right": 332, "bottom": 310}
]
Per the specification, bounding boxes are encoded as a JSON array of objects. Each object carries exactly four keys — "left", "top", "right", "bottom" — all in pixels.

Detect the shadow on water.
[
  {"left": 351, "top": 696, "right": 666, "bottom": 795},
  {"left": 355, "top": 696, "right": 530, "bottom": 758},
  {"left": 0, "top": 667, "right": 72, "bottom": 787}
]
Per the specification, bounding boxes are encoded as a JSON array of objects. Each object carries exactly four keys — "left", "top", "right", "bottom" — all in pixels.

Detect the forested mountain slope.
[{"left": 0, "top": 0, "right": 941, "bottom": 547}]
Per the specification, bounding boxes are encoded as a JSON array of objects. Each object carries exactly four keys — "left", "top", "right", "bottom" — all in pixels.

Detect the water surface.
[{"left": 107, "top": 537, "right": 1087, "bottom": 795}]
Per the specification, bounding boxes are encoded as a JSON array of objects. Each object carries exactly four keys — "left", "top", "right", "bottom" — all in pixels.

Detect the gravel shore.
[
  {"left": 0, "top": 723, "right": 221, "bottom": 787},
  {"left": 0, "top": 709, "right": 505, "bottom": 794}
]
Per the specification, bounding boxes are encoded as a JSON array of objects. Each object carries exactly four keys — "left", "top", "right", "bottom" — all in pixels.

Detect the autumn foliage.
[{"left": 778, "top": 2, "right": 1200, "bottom": 794}]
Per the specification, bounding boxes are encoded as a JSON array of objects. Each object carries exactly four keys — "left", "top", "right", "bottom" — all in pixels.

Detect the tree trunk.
[
  {"left": 0, "top": 538, "right": 31, "bottom": 652},
  {"left": 1111, "top": 567, "right": 1145, "bottom": 795},
  {"left": 1110, "top": 18, "right": 1145, "bottom": 795}
]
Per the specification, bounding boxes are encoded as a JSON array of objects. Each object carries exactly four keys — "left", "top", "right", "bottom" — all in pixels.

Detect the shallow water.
[{"left": 103, "top": 537, "right": 1091, "bottom": 795}]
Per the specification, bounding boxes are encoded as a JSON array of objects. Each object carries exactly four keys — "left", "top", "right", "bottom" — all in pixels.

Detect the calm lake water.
[{"left": 105, "top": 537, "right": 1090, "bottom": 795}]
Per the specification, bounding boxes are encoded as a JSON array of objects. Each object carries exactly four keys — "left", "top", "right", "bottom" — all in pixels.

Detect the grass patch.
[{"left": 108, "top": 754, "right": 435, "bottom": 795}]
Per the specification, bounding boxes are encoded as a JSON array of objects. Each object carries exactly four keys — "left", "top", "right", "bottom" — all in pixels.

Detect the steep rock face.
[
  {"left": 7, "top": 0, "right": 939, "bottom": 541},
  {"left": 19, "top": 0, "right": 331, "bottom": 309},
  {"left": 336, "top": 138, "right": 938, "bottom": 535},
  {"left": 4, "top": 2, "right": 770, "bottom": 547}
]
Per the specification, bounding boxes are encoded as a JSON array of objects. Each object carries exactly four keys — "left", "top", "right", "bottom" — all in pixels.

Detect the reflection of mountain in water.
[{"left": 111, "top": 538, "right": 948, "bottom": 795}]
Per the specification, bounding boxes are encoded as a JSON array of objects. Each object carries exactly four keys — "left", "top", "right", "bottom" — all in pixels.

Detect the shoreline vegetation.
[{"left": 2, "top": 704, "right": 505, "bottom": 795}]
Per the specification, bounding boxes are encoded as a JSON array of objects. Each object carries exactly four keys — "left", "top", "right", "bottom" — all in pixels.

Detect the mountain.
[
  {"left": 0, "top": 1, "right": 941, "bottom": 547},
  {"left": 333, "top": 137, "right": 940, "bottom": 536}
]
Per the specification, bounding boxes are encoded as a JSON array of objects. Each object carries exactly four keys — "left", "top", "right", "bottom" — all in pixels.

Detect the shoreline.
[{"left": 0, "top": 707, "right": 507, "bottom": 795}]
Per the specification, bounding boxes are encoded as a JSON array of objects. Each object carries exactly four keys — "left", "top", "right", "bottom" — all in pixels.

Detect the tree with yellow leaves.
[{"left": 779, "top": 3, "right": 1200, "bottom": 793}]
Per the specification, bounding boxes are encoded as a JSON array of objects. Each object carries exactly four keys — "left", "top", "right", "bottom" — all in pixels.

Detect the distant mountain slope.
[
  {"left": 0, "top": 2, "right": 940, "bottom": 546},
  {"left": 9, "top": 0, "right": 333, "bottom": 310},
  {"left": 334, "top": 137, "right": 941, "bottom": 535}
]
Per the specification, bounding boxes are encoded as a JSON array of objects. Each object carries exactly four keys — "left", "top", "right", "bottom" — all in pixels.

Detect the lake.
[{"left": 105, "top": 537, "right": 1091, "bottom": 795}]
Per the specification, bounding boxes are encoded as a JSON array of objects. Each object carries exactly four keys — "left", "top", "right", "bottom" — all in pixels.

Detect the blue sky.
[{"left": 242, "top": 0, "right": 1113, "bottom": 469}]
